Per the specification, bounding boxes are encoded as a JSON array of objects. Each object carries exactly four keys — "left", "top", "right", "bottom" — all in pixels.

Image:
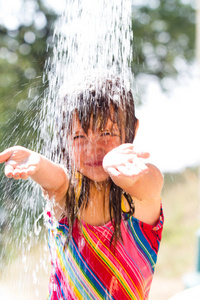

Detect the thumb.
[
  {"left": 0, "top": 149, "right": 14, "bottom": 164},
  {"left": 134, "top": 149, "right": 150, "bottom": 159},
  {"left": 138, "top": 151, "right": 150, "bottom": 159}
]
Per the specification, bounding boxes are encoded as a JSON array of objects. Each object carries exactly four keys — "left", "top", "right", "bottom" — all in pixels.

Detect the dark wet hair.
[{"left": 57, "top": 73, "right": 138, "bottom": 247}]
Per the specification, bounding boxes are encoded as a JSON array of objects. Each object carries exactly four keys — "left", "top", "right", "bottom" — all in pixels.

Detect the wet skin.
[{"left": 68, "top": 113, "right": 122, "bottom": 182}]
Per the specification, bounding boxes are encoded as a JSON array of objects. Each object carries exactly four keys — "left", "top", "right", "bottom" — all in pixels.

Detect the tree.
[
  {"left": 0, "top": 1, "right": 196, "bottom": 143},
  {"left": 0, "top": 0, "right": 196, "bottom": 266},
  {"left": 0, "top": 0, "right": 57, "bottom": 148},
  {"left": 132, "top": 0, "right": 196, "bottom": 89},
  {"left": 0, "top": 0, "right": 57, "bottom": 265}
]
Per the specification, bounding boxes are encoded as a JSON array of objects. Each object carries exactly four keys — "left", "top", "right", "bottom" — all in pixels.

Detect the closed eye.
[
  {"left": 100, "top": 131, "right": 120, "bottom": 138},
  {"left": 73, "top": 135, "right": 86, "bottom": 140},
  {"left": 100, "top": 131, "right": 112, "bottom": 137}
]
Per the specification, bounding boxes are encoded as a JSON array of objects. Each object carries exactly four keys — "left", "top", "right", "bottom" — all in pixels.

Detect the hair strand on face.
[{"left": 57, "top": 73, "right": 137, "bottom": 248}]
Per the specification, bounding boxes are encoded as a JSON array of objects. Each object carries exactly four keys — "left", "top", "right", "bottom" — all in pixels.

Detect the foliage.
[
  {"left": 0, "top": 0, "right": 196, "bottom": 147},
  {"left": 0, "top": 0, "right": 56, "bottom": 148},
  {"left": 132, "top": 0, "right": 196, "bottom": 88},
  {"left": 0, "top": 0, "right": 56, "bottom": 262},
  {"left": 0, "top": 0, "right": 197, "bottom": 265}
]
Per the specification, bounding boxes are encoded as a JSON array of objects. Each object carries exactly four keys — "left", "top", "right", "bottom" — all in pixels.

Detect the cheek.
[
  {"left": 68, "top": 145, "right": 81, "bottom": 166},
  {"left": 71, "top": 149, "right": 86, "bottom": 171},
  {"left": 105, "top": 140, "right": 121, "bottom": 153},
  {"left": 72, "top": 150, "right": 81, "bottom": 164}
]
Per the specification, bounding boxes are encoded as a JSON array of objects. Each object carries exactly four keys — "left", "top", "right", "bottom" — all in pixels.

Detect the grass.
[
  {"left": 149, "top": 167, "right": 200, "bottom": 299},
  {"left": 160, "top": 168, "right": 200, "bottom": 276}
]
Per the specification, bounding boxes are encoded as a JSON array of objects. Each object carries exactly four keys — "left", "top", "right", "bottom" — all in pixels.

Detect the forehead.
[{"left": 71, "top": 111, "right": 116, "bottom": 133}]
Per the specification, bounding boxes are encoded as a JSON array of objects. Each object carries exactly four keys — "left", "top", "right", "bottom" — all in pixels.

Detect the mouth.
[{"left": 84, "top": 161, "right": 103, "bottom": 167}]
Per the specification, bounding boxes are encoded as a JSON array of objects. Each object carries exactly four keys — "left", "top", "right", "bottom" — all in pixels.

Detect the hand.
[
  {"left": 103, "top": 144, "right": 150, "bottom": 188},
  {"left": 0, "top": 146, "right": 40, "bottom": 180}
]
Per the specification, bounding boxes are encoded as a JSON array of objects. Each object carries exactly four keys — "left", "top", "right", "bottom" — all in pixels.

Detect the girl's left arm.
[
  {"left": 103, "top": 144, "right": 163, "bottom": 226},
  {"left": 124, "top": 163, "right": 163, "bottom": 226}
]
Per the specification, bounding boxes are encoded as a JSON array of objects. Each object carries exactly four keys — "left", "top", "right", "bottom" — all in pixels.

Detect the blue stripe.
[
  {"left": 55, "top": 272, "right": 68, "bottom": 300},
  {"left": 55, "top": 229, "right": 114, "bottom": 300},
  {"left": 127, "top": 217, "right": 157, "bottom": 272}
]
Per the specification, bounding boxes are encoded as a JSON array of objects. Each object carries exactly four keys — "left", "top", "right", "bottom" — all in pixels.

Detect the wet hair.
[{"left": 57, "top": 72, "right": 138, "bottom": 247}]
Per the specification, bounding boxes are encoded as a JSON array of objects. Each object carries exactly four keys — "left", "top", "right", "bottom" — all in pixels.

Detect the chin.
[
  {"left": 86, "top": 173, "right": 109, "bottom": 182},
  {"left": 80, "top": 169, "right": 109, "bottom": 182},
  {"left": 91, "top": 176, "right": 109, "bottom": 182}
]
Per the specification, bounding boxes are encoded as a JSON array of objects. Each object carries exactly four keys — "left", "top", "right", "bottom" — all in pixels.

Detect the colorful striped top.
[{"left": 47, "top": 208, "right": 163, "bottom": 300}]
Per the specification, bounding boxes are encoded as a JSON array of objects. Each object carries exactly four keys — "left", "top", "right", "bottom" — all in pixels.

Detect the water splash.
[
  {"left": 0, "top": 0, "right": 133, "bottom": 297},
  {"left": 41, "top": 0, "right": 133, "bottom": 162},
  {"left": 34, "top": 211, "right": 44, "bottom": 236}
]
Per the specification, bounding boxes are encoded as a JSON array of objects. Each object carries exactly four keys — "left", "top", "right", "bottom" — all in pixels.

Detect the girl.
[{"left": 0, "top": 74, "right": 164, "bottom": 300}]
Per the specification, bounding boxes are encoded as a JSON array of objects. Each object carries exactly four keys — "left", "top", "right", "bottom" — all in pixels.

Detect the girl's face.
[{"left": 68, "top": 112, "right": 122, "bottom": 182}]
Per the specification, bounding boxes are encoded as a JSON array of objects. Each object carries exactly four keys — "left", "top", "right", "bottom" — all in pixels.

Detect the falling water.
[
  {"left": 0, "top": 0, "right": 133, "bottom": 297},
  {"left": 41, "top": 0, "right": 133, "bottom": 162}
]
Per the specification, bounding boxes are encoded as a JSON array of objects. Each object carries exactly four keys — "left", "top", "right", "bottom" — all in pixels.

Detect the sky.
[
  {"left": 134, "top": 74, "right": 200, "bottom": 173},
  {"left": 0, "top": 0, "right": 199, "bottom": 173}
]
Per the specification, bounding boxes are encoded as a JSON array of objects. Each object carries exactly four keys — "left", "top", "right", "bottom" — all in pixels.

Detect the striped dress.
[{"left": 47, "top": 209, "right": 163, "bottom": 300}]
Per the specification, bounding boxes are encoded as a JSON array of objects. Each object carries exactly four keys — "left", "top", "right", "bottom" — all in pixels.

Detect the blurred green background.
[{"left": 0, "top": 0, "right": 199, "bottom": 299}]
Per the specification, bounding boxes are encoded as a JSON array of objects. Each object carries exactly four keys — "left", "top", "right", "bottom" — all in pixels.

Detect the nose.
[
  {"left": 85, "top": 131, "right": 99, "bottom": 147},
  {"left": 85, "top": 138, "right": 102, "bottom": 156},
  {"left": 87, "top": 130, "right": 99, "bottom": 143}
]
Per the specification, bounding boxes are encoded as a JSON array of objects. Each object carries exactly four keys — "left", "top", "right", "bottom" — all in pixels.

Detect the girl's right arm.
[{"left": 0, "top": 146, "right": 69, "bottom": 209}]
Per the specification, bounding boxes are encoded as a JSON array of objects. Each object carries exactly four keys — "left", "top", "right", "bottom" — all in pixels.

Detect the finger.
[
  {"left": 135, "top": 151, "right": 150, "bottom": 159},
  {"left": 6, "top": 159, "right": 18, "bottom": 167},
  {"left": 117, "top": 164, "right": 143, "bottom": 177},
  {"left": 20, "top": 173, "right": 29, "bottom": 180},
  {"left": 12, "top": 169, "right": 30, "bottom": 180},
  {"left": 13, "top": 173, "right": 21, "bottom": 180},
  {"left": 0, "top": 149, "right": 14, "bottom": 164},
  {"left": 137, "top": 161, "right": 149, "bottom": 173},
  {"left": 122, "top": 149, "right": 150, "bottom": 159},
  {"left": 126, "top": 161, "right": 149, "bottom": 175},
  {"left": 12, "top": 167, "right": 26, "bottom": 179},
  {"left": 27, "top": 165, "right": 37, "bottom": 176},
  {"left": 122, "top": 150, "right": 137, "bottom": 156},
  {"left": 15, "top": 163, "right": 28, "bottom": 170},
  {"left": 4, "top": 160, "right": 19, "bottom": 178},
  {"left": 129, "top": 157, "right": 149, "bottom": 172},
  {"left": 113, "top": 144, "right": 150, "bottom": 158},
  {"left": 106, "top": 167, "right": 121, "bottom": 177},
  {"left": 12, "top": 168, "right": 22, "bottom": 176},
  {"left": 104, "top": 153, "right": 137, "bottom": 169},
  {"left": 4, "top": 164, "right": 15, "bottom": 177},
  {"left": 116, "top": 143, "right": 135, "bottom": 151}
]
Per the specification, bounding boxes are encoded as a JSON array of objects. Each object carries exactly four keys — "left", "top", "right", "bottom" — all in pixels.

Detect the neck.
[{"left": 80, "top": 179, "right": 111, "bottom": 226}]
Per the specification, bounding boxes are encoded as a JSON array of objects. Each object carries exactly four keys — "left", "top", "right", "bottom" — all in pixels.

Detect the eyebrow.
[
  {"left": 72, "top": 122, "right": 116, "bottom": 135},
  {"left": 72, "top": 131, "right": 85, "bottom": 135}
]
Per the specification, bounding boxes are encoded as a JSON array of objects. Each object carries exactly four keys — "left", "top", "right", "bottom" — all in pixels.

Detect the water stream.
[
  {"left": 0, "top": 0, "right": 133, "bottom": 297},
  {"left": 41, "top": 0, "right": 133, "bottom": 162}
]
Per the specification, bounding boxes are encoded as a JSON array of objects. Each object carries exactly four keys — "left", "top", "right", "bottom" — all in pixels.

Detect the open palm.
[
  {"left": 103, "top": 143, "right": 150, "bottom": 187},
  {"left": 0, "top": 146, "right": 40, "bottom": 180}
]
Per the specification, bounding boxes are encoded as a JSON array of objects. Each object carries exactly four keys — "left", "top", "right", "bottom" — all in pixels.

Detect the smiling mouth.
[{"left": 85, "top": 161, "right": 103, "bottom": 167}]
